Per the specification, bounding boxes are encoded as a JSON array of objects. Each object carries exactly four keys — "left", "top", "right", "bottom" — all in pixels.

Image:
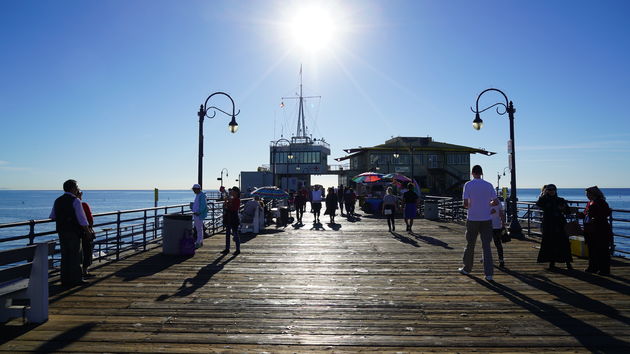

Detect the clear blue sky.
[{"left": 1, "top": 0, "right": 629, "bottom": 190}]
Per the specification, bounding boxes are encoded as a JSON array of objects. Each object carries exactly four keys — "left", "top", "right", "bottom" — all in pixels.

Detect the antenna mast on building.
[{"left": 281, "top": 64, "right": 321, "bottom": 143}]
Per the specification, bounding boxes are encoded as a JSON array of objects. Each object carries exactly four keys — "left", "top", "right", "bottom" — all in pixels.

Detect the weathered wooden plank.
[{"left": 2, "top": 213, "right": 629, "bottom": 352}]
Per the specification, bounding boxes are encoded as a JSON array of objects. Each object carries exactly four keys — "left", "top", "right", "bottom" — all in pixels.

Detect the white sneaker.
[
  {"left": 458, "top": 267, "right": 469, "bottom": 275},
  {"left": 485, "top": 275, "right": 494, "bottom": 281}
]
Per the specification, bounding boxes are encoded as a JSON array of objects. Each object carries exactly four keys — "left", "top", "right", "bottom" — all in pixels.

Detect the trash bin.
[
  {"left": 162, "top": 213, "right": 193, "bottom": 255},
  {"left": 278, "top": 207, "right": 289, "bottom": 226},
  {"left": 424, "top": 200, "right": 439, "bottom": 220}
]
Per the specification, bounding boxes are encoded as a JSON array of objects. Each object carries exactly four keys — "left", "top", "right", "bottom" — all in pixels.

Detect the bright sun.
[{"left": 290, "top": 5, "right": 337, "bottom": 52}]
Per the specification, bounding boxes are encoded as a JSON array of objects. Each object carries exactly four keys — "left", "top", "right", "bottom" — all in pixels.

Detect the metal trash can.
[
  {"left": 423, "top": 200, "right": 439, "bottom": 220},
  {"left": 162, "top": 213, "right": 192, "bottom": 255},
  {"left": 278, "top": 207, "right": 289, "bottom": 226}
]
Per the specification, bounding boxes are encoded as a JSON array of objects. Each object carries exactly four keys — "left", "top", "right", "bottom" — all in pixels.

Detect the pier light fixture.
[
  {"left": 393, "top": 152, "right": 400, "bottom": 159},
  {"left": 217, "top": 168, "right": 229, "bottom": 190},
  {"left": 288, "top": 152, "right": 294, "bottom": 160},
  {"left": 197, "top": 91, "right": 240, "bottom": 189},
  {"left": 472, "top": 113, "right": 483, "bottom": 130},
  {"left": 471, "top": 88, "right": 522, "bottom": 238},
  {"left": 229, "top": 116, "right": 239, "bottom": 133}
]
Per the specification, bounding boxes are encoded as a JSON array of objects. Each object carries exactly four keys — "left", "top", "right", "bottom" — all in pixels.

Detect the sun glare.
[{"left": 290, "top": 5, "right": 337, "bottom": 52}]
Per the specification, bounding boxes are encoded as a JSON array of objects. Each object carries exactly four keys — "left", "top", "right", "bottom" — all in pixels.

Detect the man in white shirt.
[
  {"left": 310, "top": 185, "right": 323, "bottom": 223},
  {"left": 459, "top": 165, "right": 499, "bottom": 281}
]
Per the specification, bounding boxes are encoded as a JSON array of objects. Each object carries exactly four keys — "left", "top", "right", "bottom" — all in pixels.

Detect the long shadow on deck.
[
  {"left": 156, "top": 253, "right": 236, "bottom": 301},
  {"left": 114, "top": 253, "right": 191, "bottom": 282},
  {"left": 33, "top": 322, "right": 97, "bottom": 352},
  {"left": 474, "top": 271, "right": 630, "bottom": 351},
  {"left": 499, "top": 268, "right": 630, "bottom": 325},
  {"left": 410, "top": 231, "right": 453, "bottom": 249},
  {"left": 0, "top": 323, "right": 43, "bottom": 345},
  {"left": 390, "top": 231, "right": 419, "bottom": 247},
  {"left": 557, "top": 267, "right": 630, "bottom": 294}
]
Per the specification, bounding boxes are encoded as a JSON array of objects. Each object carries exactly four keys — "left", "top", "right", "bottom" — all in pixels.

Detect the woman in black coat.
[
  {"left": 578, "top": 186, "right": 613, "bottom": 275},
  {"left": 536, "top": 184, "right": 573, "bottom": 270},
  {"left": 324, "top": 187, "right": 338, "bottom": 224}
]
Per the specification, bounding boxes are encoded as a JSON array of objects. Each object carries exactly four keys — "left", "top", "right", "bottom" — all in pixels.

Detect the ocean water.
[
  {"left": 0, "top": 190, "right": 206, "bottom": 224},
  {"left": 1, "top": 189, "right": 629, "bottom": 256}
]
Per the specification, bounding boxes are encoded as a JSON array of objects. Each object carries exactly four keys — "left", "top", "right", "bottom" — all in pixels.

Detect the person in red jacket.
[
  {"left": 222, "top": 187, "right": 241, "bottom": 255},
  {"left": 578, "top": 186, "right": 613, "bottom": 275},
  {"left": 77, "top": 190, "right": 96, "bottom": 278}
]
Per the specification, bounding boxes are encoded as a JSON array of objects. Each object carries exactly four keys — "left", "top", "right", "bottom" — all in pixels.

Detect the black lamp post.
[
  {"left": 471, "top": 88, "right": 522, "bottom": 238},
  {"left": 197, "top": 92, "right": 239, "bottom": 189},
  {"left": 271, "top": 138, "right": 291, "bottom": 187},
  {"left": 392, "top": 152, "right": 399, "bottom": 174},
  {"left": 217, "top": 168, "right": 228, "bottom": 188},
  {"left": 496, "top": 166, "right": 509, "bottom": 196}
]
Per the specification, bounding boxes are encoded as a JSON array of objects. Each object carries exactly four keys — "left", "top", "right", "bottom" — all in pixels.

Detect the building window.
[
  {"left": 393, "top": 154, "right": 410, "bottom": 165},
  {"left": 413, "top": 153, "right": 424, "bottom": 166},
  {"left": 350, "top": 157, "right": 358, "bottom": 170},
  {"left": 274, "top": 151, "right": 321, "bottom": 164},
  {"left": 428, "top": 154, "right": 442, "bottom": 168},
  {"left": 446, "top": 153, "right": 469, "bottom": 165}
]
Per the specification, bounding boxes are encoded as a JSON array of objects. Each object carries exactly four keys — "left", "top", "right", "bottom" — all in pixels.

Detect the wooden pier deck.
[{"left": 2, "top": 212, "right": 630, "bottom": 352}]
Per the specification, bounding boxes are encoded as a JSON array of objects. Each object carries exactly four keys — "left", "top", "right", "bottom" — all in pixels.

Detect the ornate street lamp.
[
  {"left": 217, "top": 168, "right": 229, "bottom": 189},
  {"left": 496, "top": 166, "right": 509, "bottom": 196},
  {"left": 197, "top": 92, "right": 240, "bottom": 188},
  {"left": 471, "top": 88, "right": 522, "bottom": 238}
]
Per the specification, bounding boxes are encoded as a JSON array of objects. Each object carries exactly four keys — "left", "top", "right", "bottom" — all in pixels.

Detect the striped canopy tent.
[
  {"left": 251, "top": 186, "right": 289, "bottom": 200},
  {"left": 382, "top": 173, "right": 412, "bottom": 184},
  {"left": 351, "top": 172, "right": 384, "bottom": 184}
]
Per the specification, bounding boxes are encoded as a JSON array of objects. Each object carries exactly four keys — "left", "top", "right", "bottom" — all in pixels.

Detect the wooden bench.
[{"left": 0, "top": 242, "right": 54, "bottom": 324}]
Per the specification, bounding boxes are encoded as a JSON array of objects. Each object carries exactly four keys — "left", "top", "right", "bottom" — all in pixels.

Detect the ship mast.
[
  {"left": 297, "top": 66, "right": 307, "bottom": 138},
  {"left": 281, "top": 64, "right": 320, "bottom": 143}
]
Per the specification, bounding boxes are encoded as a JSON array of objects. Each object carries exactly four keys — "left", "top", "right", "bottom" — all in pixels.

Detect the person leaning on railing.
[
  {"left": 77, "top": 189, "right": 96, "bottom": 278},
  {"left": 49, "top": 179, "right": 91, "bottom": 287},
  {"left": 577, "top": 186, "right": 613, "bottom": 276}
]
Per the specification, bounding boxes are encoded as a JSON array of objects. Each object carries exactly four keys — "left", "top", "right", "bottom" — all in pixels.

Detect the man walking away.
[
  {"left": 50, "top": 179, "right": 90, "bottom": 287},
  {"left": 337, "top": 185, "right": 345, "bottom": 216},
  {"left": 459, "top": 165, "right": 499, "bottom": 281}
]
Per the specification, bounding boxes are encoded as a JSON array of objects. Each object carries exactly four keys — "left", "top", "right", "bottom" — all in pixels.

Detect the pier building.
[{"left": 336, "top": 136, "right": 495, "bottom": 196}]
